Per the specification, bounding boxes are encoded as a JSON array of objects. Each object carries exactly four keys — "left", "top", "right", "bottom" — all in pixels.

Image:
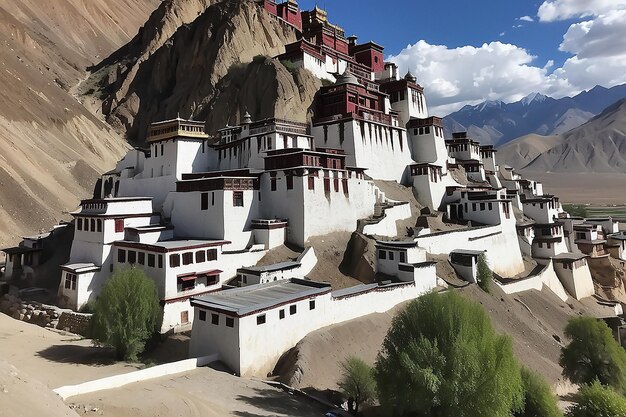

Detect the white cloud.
[
  {"left": 554, "top": 9, "right": 626, "bottom": 88},
  {"left": 538, "top": 0, "right": 626, "bottom": 22},
  {"left": 388, "top": 41, "right": 572, "bottom": 115},
  {"left": 518, "top": 15, "right": 534, "bottom": 22}
]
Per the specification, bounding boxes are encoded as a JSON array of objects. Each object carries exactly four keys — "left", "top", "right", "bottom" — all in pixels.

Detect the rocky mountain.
[
  {"left": 87, "top": 0, "right": 320, "bottom": 143},
  {"left": 0, "top": 0, "right": 158, "bottom": 246},
  {"left": 499, "top": 97, "right": 626, "bottom": 173},
  {"left": 444, "top": 84, "right": 626, "bottom": 146}
]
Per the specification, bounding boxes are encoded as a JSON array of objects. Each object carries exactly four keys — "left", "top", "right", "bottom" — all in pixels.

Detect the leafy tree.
[
  {"left": 91, "top": 267, "right": 161, "bottom": 361},
  {"left": 375, "top": 291, "right": 523, "bottom": 417},
  {"left": 477, "top": 253, "right": 493, "bottom": 293},
  {"left": 337, "top": 356, "right": 377, "bottom": 414},
  {"left": 566, "top": 381, "right": 626, "bottom": 417},
  {"left": 515, "top": 368, "right": 563, "bottom": 417},
  {"left": 559, "top": 316, "right": 626, "bottom": 394}
]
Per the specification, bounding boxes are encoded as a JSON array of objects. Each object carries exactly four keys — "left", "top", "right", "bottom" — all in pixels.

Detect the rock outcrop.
[{"left": 90, "top": 0, "right": 306, "bottom": 141}]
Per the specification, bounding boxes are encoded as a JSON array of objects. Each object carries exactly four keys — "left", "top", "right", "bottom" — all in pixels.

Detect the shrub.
[
  {"left": 515, "top": 368, "right": 563, "bottom": 417},
  {"left": 567, "top": 381, "right": 626, "bottom": 417},
  {"left": 337, "top": 356, "right": 376, "bottom": 413},
  {"left": 563, "top": 204, "right": 588, "bottom": 218},
  {"left": 375, "top": 291, "right": 523, "bottom": 417},
  {"left": 91, "top": 268, "right": 161, "bottom": 361},
  {"left": 477, "top": 253, "right": 493, "bottom": 293},
  {"left": 559, "top": 316, "right": 626, "bottom": 393}
]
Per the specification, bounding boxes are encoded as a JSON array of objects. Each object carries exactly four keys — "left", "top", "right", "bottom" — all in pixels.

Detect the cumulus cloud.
[
  {"left": 554, "top": 9, "right": 626, "bottom": 88},
  {"left": 538, "top": 0, "right": 626, "bottom": 21},
  {"left": 518, "top": 15, "right": 534, "bottom": 22},
  {"left": 387, "top": 41, "right": 571, "bottom": 115}
]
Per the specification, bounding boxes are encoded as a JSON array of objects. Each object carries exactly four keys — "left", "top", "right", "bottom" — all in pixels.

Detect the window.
[
  {"left": 547, "top": 243, "right": 552, "bottom": 249},
  {"left": 290, "top": 305, "right": 297, "bottom": 315},
  {"left": 196, "top": 250, "right": 206, "bottom": 263},
  {"left": 77, "top": 218, "right": 83, "bottom": 231},
  {"left": 286, "top": 175, "right": 294, "bottom": 190},
  {"left": 181, "top": 311, "right": 189, "bottom": 324},
  {"left": 148, "top": 254, "right": 155, "bottom": 267},
  {"left": 128, "top": 251, "right": 137, "bottom": 264},
  {"left": 400, "top": 251, "right": 406, "bottom": 263},
  {"left": 201, "top": 193, "right": 209, "bottom": 210},
  {"left": 64, "top": 273, "right": 77, "bottom": 290},
  {"left": 309, "top": 300, "right": 316, "bottom": 310},
  {"left": 97, "top": 219, "right": 102, "bottom": 233},
  {"left": 115, "top": 219, "right": 124, "bottom": 233},
  {"left": 379, "top": 250, "right": 387, "bottom": 260},
  {"left": 182, "top": 252, "right": 193, "bottom": 265},
  {"left": 279, "top": 309, "right": 285, "bottom": 319},
  {"left": 488, "top": 202, "right": 493, "bottom": 210},
  {"left": 207, "top": 249, "right": 218, "bottom": 261},
  {"left": 389, "top": 251, "right": 394, "bottom": 261},
  {"left": 308, "top": 176, "right": 315, "bottom": 190},
  {"left": 179, "top": 276, "right": 195, "bottom": 291},
  {"left": 226, "top": 317, "right": 234, "bottom": 328},
  {"left": 472, "top": 203, "right": 477, "bottom": 211},
  {"left": 170, "top": 254, "right": 180, "bottom": 267},
  {"left": 158, "top": 255, "right": 163, "bottom": 269},
  {"left": 212, "top": 192, "right": 215, "bottom": 206},
  {"left": 233, "top": 191, "right": 244, "bottom": 207},
  {"left": 271, "top": 178, "right": 277, "bottom": 191},
  {"left": 90, "top": 219, "right": 96, "bottom": 232},
  {"left": 257, "top": 314, "right": 266, "bottom": 325},
  {"left": 199, "top": 310, "right": 207, "bottom": 321},
  {"left": 480, "top": 203, "right": 485, "bottom": 211},
  {"left": 211, "top": 314, "right": 219, "bottom": 325},
  {"left": 138, "top": 252, "right": 145, "bottom": 265},
  {"left": 118, "top": 249, "right": 126, "bottom": 263}
]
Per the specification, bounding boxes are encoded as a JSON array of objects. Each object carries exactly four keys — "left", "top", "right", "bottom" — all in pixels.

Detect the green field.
[{"left": 564, "top": 204, "right": 626, "bottom": 219}]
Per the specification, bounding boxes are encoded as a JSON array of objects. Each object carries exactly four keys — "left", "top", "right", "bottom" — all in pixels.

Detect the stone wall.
[{"left": 57, "top": 312, "right": 92, "bottom": 336}]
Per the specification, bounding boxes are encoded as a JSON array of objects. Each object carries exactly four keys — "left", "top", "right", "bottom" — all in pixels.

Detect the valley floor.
[{"left": 520, "top": 171, "right": 626, "bottom": 205}]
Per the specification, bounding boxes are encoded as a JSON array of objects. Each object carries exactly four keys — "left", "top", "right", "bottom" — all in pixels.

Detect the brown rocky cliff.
[{"left": 91, "top": 0, "right": 309, "bottom": 141}]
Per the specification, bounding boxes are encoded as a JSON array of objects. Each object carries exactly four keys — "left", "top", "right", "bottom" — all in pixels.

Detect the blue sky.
[{"left": 298, "top": 0, "right": 626, "bottom": 114}]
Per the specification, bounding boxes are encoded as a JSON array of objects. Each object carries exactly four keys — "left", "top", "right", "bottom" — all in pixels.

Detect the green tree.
[
  {"left": 515, "top": 368, "right": 563, "bottom": 417},
  {"left": 567, "top": 381, "right": 626, "bottom": 417},
  {"left": 375, "top": 291, "right": 523, "bottom": 417},
  {"left": 477, "top": 253, "right": 493, "bottom": 293},
  {"left": 337, "top": 356, "right": 377, "bottom": 414},
  {"left": 91, "top": 267, "right": 161, "bottom": 361},
  {"left": 559, "top": 316, "right": 626, "bottom": 393}
]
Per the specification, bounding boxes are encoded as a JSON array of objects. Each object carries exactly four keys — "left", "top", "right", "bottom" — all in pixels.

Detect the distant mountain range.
[
  {"left": 443, "top": 84, "right": 626, "bottom": 146},
  {"left": 498, "top": 96, "right": 626, "bottom": 173}
]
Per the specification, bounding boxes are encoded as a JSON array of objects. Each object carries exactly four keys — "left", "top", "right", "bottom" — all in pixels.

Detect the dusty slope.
[
  {"left": 525, "top": 98, "right": 626, "bottom": 173},
  {"left": 91, "top": 0, "right": 303, "bottom": 141},
  {"left": 0, "top": 360, "right": 80, "bottom": 417},
  {"left": 497, "top": 134, "right": 564, "bottom": 169},
  {"left": 274, "top": 285, "right": 616, "bottom": 396},
  {"left": 0, "top": 0, "right": 158, "bottom": 246},
  {"left": 69, "top": 367, "right": 327, "bottom": 417}
]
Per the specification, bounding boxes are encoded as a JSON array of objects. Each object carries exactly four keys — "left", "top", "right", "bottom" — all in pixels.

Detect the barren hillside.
[
  {"left": 88, "top": 0, "right": 314, "bottom": 142},
  {"left": 0, "top": 0, "right": 158, "bottom": 246}
]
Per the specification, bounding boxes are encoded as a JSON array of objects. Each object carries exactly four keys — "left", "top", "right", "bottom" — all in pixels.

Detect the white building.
[
  {"left": 189, "top": 274, "right": 435, "bottom": 377},
  {"left": 59, "top": 198, "right": 155, "bottom": 311}
]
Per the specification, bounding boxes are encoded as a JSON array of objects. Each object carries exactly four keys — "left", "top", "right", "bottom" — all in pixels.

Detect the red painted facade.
[
  {"left": 258, "top": 0, "right": 302, "bottom": 31},
  {"left": 315, "top": 82, "right": 389, "bottom": 124},
  {"left": 351, "top": 42, "right": 385, "bottom": 73}
]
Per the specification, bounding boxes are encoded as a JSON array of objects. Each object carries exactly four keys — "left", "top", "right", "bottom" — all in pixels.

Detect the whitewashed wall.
[
  {"left": 362, "top": 202, "right": 411, "bottom": 237},
  {"left": 415, "top": 224, "right": 525, "bottom": 276}
]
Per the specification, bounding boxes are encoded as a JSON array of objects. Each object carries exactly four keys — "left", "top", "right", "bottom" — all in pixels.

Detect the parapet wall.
[{"left": 415, "top": 224, "right": 525, "bottom": 277}]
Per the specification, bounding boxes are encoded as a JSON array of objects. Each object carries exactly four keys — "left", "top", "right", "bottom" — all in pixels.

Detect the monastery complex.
[{"left": 3, "top": 0, "right": 625, "bottom": 378}]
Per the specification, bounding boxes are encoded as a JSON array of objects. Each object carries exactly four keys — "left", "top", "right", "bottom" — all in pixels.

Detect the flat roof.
[
  {"left": 450, "top": 249, "right": 485, "bottom": 256},
  {"left": 114, "top": 239, "right": 230, "bottom": 253},
  {"left": 238, "top": 261, "right": 301, "bottom": 275},
  {"left": 552, "top": 253, "right": 588, "bottom": 261},
  {"left": 609, "top": 233, "right": 626, "bottom": 241},
  {"left": 375, "top": 240, "right": 419, "bottom": 249},
  {"left": 1, "top": 246, "right": 42, "bottom": 255},
  {"left": 191, "top": 278, "right": 331, "bottom": 317},
  {"left": 61, "top": 263, "right": 101, "bottom": 273}
]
